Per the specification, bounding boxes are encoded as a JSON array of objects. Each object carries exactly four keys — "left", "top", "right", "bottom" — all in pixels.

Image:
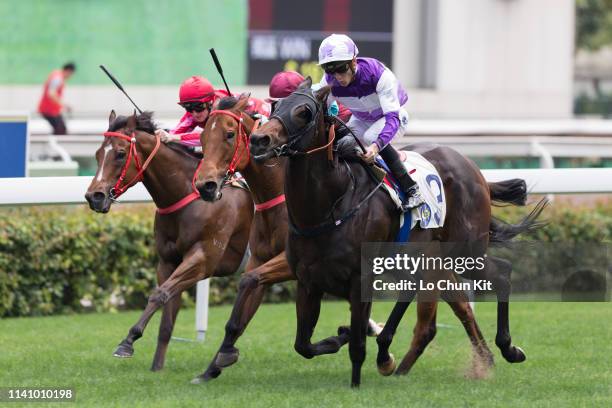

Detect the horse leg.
[
  {"left": 294, "top": 283, "right": 350, "bottom": 360},
  {"left": 446, "top": 298, "right": 495, "bottom": 374},
  {"left": 150, "top": 293, "right": 182, "bottom": 371},
  {"left": 489, "top": 256, "right": 526, "bottom": 363},
  {"left": 114, "top": 260, "right": 175, "bottom": 358},
  {"left": 348, "top": 278, "right": 371, "bottom": 388},
  {"left": 375, "top": 297, "right": 414, "bottom": 376},
  {"left": 193, "top": 252, "right": 293, "bottom": 383},
  {"left": 114, "top": 248, "right": 211, "bottom": 359},
  {"left": 395, "top": 301, "right": 438, "bottom": 376}
]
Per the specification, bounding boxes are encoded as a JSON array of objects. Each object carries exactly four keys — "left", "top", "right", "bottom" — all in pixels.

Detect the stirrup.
[{"left": 400, "top": 185, "right": 425, "bottom": 212}]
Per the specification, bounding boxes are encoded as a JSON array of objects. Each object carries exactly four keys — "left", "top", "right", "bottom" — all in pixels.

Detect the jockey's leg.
[{"left": 379, "top": 144, "right": 424, "bottom": 211}]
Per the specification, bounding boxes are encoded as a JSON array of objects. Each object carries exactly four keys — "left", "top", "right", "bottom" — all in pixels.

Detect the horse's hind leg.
[
  {"left": 446, "top": 298, "right": 495, "bottom": 375},
  {"left": 151, "top": 293, "right": 182, "bottom": 371},
  {"left": 488, "top": 256, "right": 526, "bottom": 363},
  {"left": 395, "top": 300, "right": 438, "bottom": 375},
  {"left": 294, "top": 283, "right": 350, "bottom": 359}
]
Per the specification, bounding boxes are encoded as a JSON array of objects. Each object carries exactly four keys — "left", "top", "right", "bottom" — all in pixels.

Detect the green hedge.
[{"left": 0, "top": 200, "right": 610, "bottom": 317}]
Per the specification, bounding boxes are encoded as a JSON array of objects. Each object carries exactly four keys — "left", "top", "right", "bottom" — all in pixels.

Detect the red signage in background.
[{"left": 247, "top": 0, "right": 393, "bottom": 85}]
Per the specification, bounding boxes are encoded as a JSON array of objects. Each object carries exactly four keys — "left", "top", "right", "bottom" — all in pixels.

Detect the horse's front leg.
[
  {"left": 113, "top": 247, "right": 212, "bottom": 360},
  {"left": 192, "top": 252, "right": 294, "bottom": 383},
  {"left": 113, "top": 260, "right": 176, "bottom": 359},
  {"left": 348, "top": 277, "right": 371, "bottom": 388},
  {"left": 294, "top": 283, "right": 350, "bottom": 360}
]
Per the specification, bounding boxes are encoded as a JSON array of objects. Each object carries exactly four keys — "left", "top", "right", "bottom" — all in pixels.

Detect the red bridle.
[
  {"left": 102, "top": 131, "right": 161, "bottom": 200},
  {"left": 208, "top": 109, "right": 255, "bottom": 181}
]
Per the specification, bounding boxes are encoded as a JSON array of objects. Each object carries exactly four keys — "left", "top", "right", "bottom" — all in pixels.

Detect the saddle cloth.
[{"left": 376, "top": 151, "right": 446, "bottom": 241}]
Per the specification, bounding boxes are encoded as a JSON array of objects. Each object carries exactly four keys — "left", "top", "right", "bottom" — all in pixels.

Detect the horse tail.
[
  {"left": 488, "top": 179, "right": 527, "bottom": 206},
  {"left": 489, "top": 198, "right": 548, "bottom": 243}
]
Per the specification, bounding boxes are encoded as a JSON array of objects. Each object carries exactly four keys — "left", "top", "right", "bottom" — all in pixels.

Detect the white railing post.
[{"left": 195, "top": 279, "right": 210, "bottom": 341}]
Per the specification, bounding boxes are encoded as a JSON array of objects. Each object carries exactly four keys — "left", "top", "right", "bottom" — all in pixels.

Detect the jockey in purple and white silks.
[{"left": 317, "top": 33, "right": 425, "bottom": 211}]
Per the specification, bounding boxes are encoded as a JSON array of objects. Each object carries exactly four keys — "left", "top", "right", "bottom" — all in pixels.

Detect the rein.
[
  {"left": 267, "top": 88, "right": 383, "bottom": 236},
  {"left": 102, "top": 130, "right": 201, "bottom": 215}
]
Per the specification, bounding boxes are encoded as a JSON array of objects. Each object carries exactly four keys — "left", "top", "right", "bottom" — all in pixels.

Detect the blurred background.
[{"left": 1, "top": 0, "right": 611, "bottom": 175}]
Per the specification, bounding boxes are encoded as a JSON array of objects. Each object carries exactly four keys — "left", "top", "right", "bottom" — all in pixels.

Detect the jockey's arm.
[{"left": 373, "top": 70, "right": 403, "bottom": 151}]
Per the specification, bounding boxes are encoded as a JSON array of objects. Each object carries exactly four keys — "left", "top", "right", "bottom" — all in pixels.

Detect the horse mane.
[
  {"left": 110, "top": 111, "right": 202, "bottom": 160},
  {"left": 218, "top": 96, "right": 238, "bottom": 110},
  {"left": 109, "top": 111, "right": 158, "bottom": 134}
]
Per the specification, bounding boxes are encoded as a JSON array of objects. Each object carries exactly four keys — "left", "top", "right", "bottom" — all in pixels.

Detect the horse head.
[
  {"left": 195, "top": 93, "right": 255, "bottom": 201},
  {"left": 85, "top": 110, "right": 157, "bottom": 212},
  {"left": 250, "top": 77, "right": 330, "bottom": 162}
]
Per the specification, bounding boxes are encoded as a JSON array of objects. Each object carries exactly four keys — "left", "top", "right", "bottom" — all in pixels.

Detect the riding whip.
[
  {"left": 99, "top": 65, "right": 143, "bottom": 114},
  {"left": 209, "top": 48, "right": 232, "bottom": 95}
]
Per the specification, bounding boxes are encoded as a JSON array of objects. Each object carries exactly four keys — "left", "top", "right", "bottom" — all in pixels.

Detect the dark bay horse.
[
  {"left": 249, "top": 79, "right": 546, "bottom": 386},
  {"left": 191, "top": 95, "right": 382, "bottom": 382},
  {"left": 85, "top": 111, "right": 253, "bottom": 371}
]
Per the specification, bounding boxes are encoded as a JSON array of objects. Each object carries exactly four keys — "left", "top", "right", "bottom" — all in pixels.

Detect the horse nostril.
[
  {"left": 253, "top": 135, "right": 271, "bottom": 148},
  {"left": 203, "top": 181, "right": 218, "bottom": 194},
  {"left": 93, "top": 192, "right": 106, "bottom": 202}
]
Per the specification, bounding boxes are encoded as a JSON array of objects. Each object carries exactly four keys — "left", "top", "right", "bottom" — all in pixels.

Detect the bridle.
[
  {"left": 102, "top": 129, "right": 201, "bottom": 214},
  {"left": 268, "top": 90, "right": 335, "bottom": 160},
  {"left": 102, "top": 130, "right": 161, "bottom": 201}
]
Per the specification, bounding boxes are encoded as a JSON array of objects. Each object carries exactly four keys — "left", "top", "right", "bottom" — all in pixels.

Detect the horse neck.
[
  {"left": 136, "top": 133, "right": 198, "bottom": 209},
  {"left": 232, "top": 111, "right": 285, "bottom": 206},
  {"left": 242, "top": 156, "right": 286, "bottom": 206},
  {"left": 285, "top": 120, "right": 347, "bottom": 227}
]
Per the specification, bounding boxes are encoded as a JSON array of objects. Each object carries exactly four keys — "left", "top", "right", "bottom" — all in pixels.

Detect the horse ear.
[
  {"left": 298, "top": 77, "right": 312, "bottom": 89},
  {"left": 126, "top": 110, "right": 137, "bottom": 130},
  {"left": 235, "top": 92, "right": 251, "bottom": 110},
  {"left": 315, "top": 85, "right": 330, "bottom": 103},
  {"left": 108, "top": 110, "right": 116, "bottom": 126}
]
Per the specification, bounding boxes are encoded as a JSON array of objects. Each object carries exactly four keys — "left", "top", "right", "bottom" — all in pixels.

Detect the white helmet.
[{"left": 318, "top": 34, "right": 359, "bottom": 65}]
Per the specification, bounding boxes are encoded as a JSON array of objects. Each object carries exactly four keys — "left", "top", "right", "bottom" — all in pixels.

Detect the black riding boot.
[{"left": 379, "top": 145, "right": 425, "bottom": 211}]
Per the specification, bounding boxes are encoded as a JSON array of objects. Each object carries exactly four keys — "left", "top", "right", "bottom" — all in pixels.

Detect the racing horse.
[
  {"left": 190, "top": 94, "right": 379, "bottom": 382},
  {"left": 248, "top": 79, "right": 546, "bottom": 386},
  {"left": 85, "top": 111, "right": 253, "bottom": 371}
]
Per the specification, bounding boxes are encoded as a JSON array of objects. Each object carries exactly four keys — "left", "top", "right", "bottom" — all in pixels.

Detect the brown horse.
[
  {"left": 190, "top": 94, "right": 498, "bottom": 383},
  {"left": 249, "top": 79, "right": 545, "bottom": 386},
  {"left": 189, "top": 95, "right": 292, "bottom": 382},
  {"left": 85, "top": 111, "right": 253, "bottom": 371}
]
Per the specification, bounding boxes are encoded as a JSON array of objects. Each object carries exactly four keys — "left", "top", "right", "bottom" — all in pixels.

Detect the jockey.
[
  {"left": 317, "top": 34, "right": 424, "bottom": 211},
  {"left": 157, "top": 76, "right": 270, "bottom": 146}
]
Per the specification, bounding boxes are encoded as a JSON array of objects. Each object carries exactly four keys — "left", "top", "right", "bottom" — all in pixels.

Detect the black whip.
[{"left": 99, "top": 65, "right": 143, "bottom": 114}]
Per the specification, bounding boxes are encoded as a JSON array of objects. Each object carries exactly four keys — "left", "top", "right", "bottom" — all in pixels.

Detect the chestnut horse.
[
  {"left": 248, "top": 79, "right": 546, "bottom": 386},
  {"left": 85, "top": 111, "right": 253, "bottom": 371}
]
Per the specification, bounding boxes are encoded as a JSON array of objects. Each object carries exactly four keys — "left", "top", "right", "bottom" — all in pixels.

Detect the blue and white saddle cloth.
[{"left": 376, "top": 151, "right": 447, "bottom": 242}]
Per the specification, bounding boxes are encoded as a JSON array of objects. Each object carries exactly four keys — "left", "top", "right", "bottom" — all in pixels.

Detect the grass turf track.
[{"left": 1, "top": 301, "right": 610, "bottom": 407}]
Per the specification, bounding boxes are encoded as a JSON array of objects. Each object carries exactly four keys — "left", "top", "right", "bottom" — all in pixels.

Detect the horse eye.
[
  {"left": 116, "top": 151, "right": 126, "bottom": 160},
  {"left": 227, "top": 131, "right": 235, "bottom": 139}
]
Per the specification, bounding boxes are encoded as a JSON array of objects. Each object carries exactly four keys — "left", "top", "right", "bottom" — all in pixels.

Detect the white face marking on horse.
[
  {"left": 96, "top": 143, "right": 114, "bottom": 182},
  {"left": 211, "top": 120, "right": 217, "bottom": 131}
]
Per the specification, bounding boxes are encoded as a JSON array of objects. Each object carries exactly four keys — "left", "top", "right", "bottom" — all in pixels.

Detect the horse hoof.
[
  {"left": 503, "top": 346, "right": 526, "bottom": 363},
  {"left": 511, "top": 346, "right": 526, "bottom": 363},
  {"left": 377, "top": 354, "right": 396, "bottom": 376},
  {"left": 215, "top": 350, "right": 239, "bottom": 368},
  {"left": 191, "top": 368, "right": 221, "bottom": 384},
  {"left": 113, "top": 343, "right": 134, "bottom": 358}
]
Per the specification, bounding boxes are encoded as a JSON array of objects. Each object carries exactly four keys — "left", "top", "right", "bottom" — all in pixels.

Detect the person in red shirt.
[
  {"left": 157, "top": 76, "right": 270, "bottom": 146},
  {"left": 38, "top": 62, "right": 76, "bottom": 135}
]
